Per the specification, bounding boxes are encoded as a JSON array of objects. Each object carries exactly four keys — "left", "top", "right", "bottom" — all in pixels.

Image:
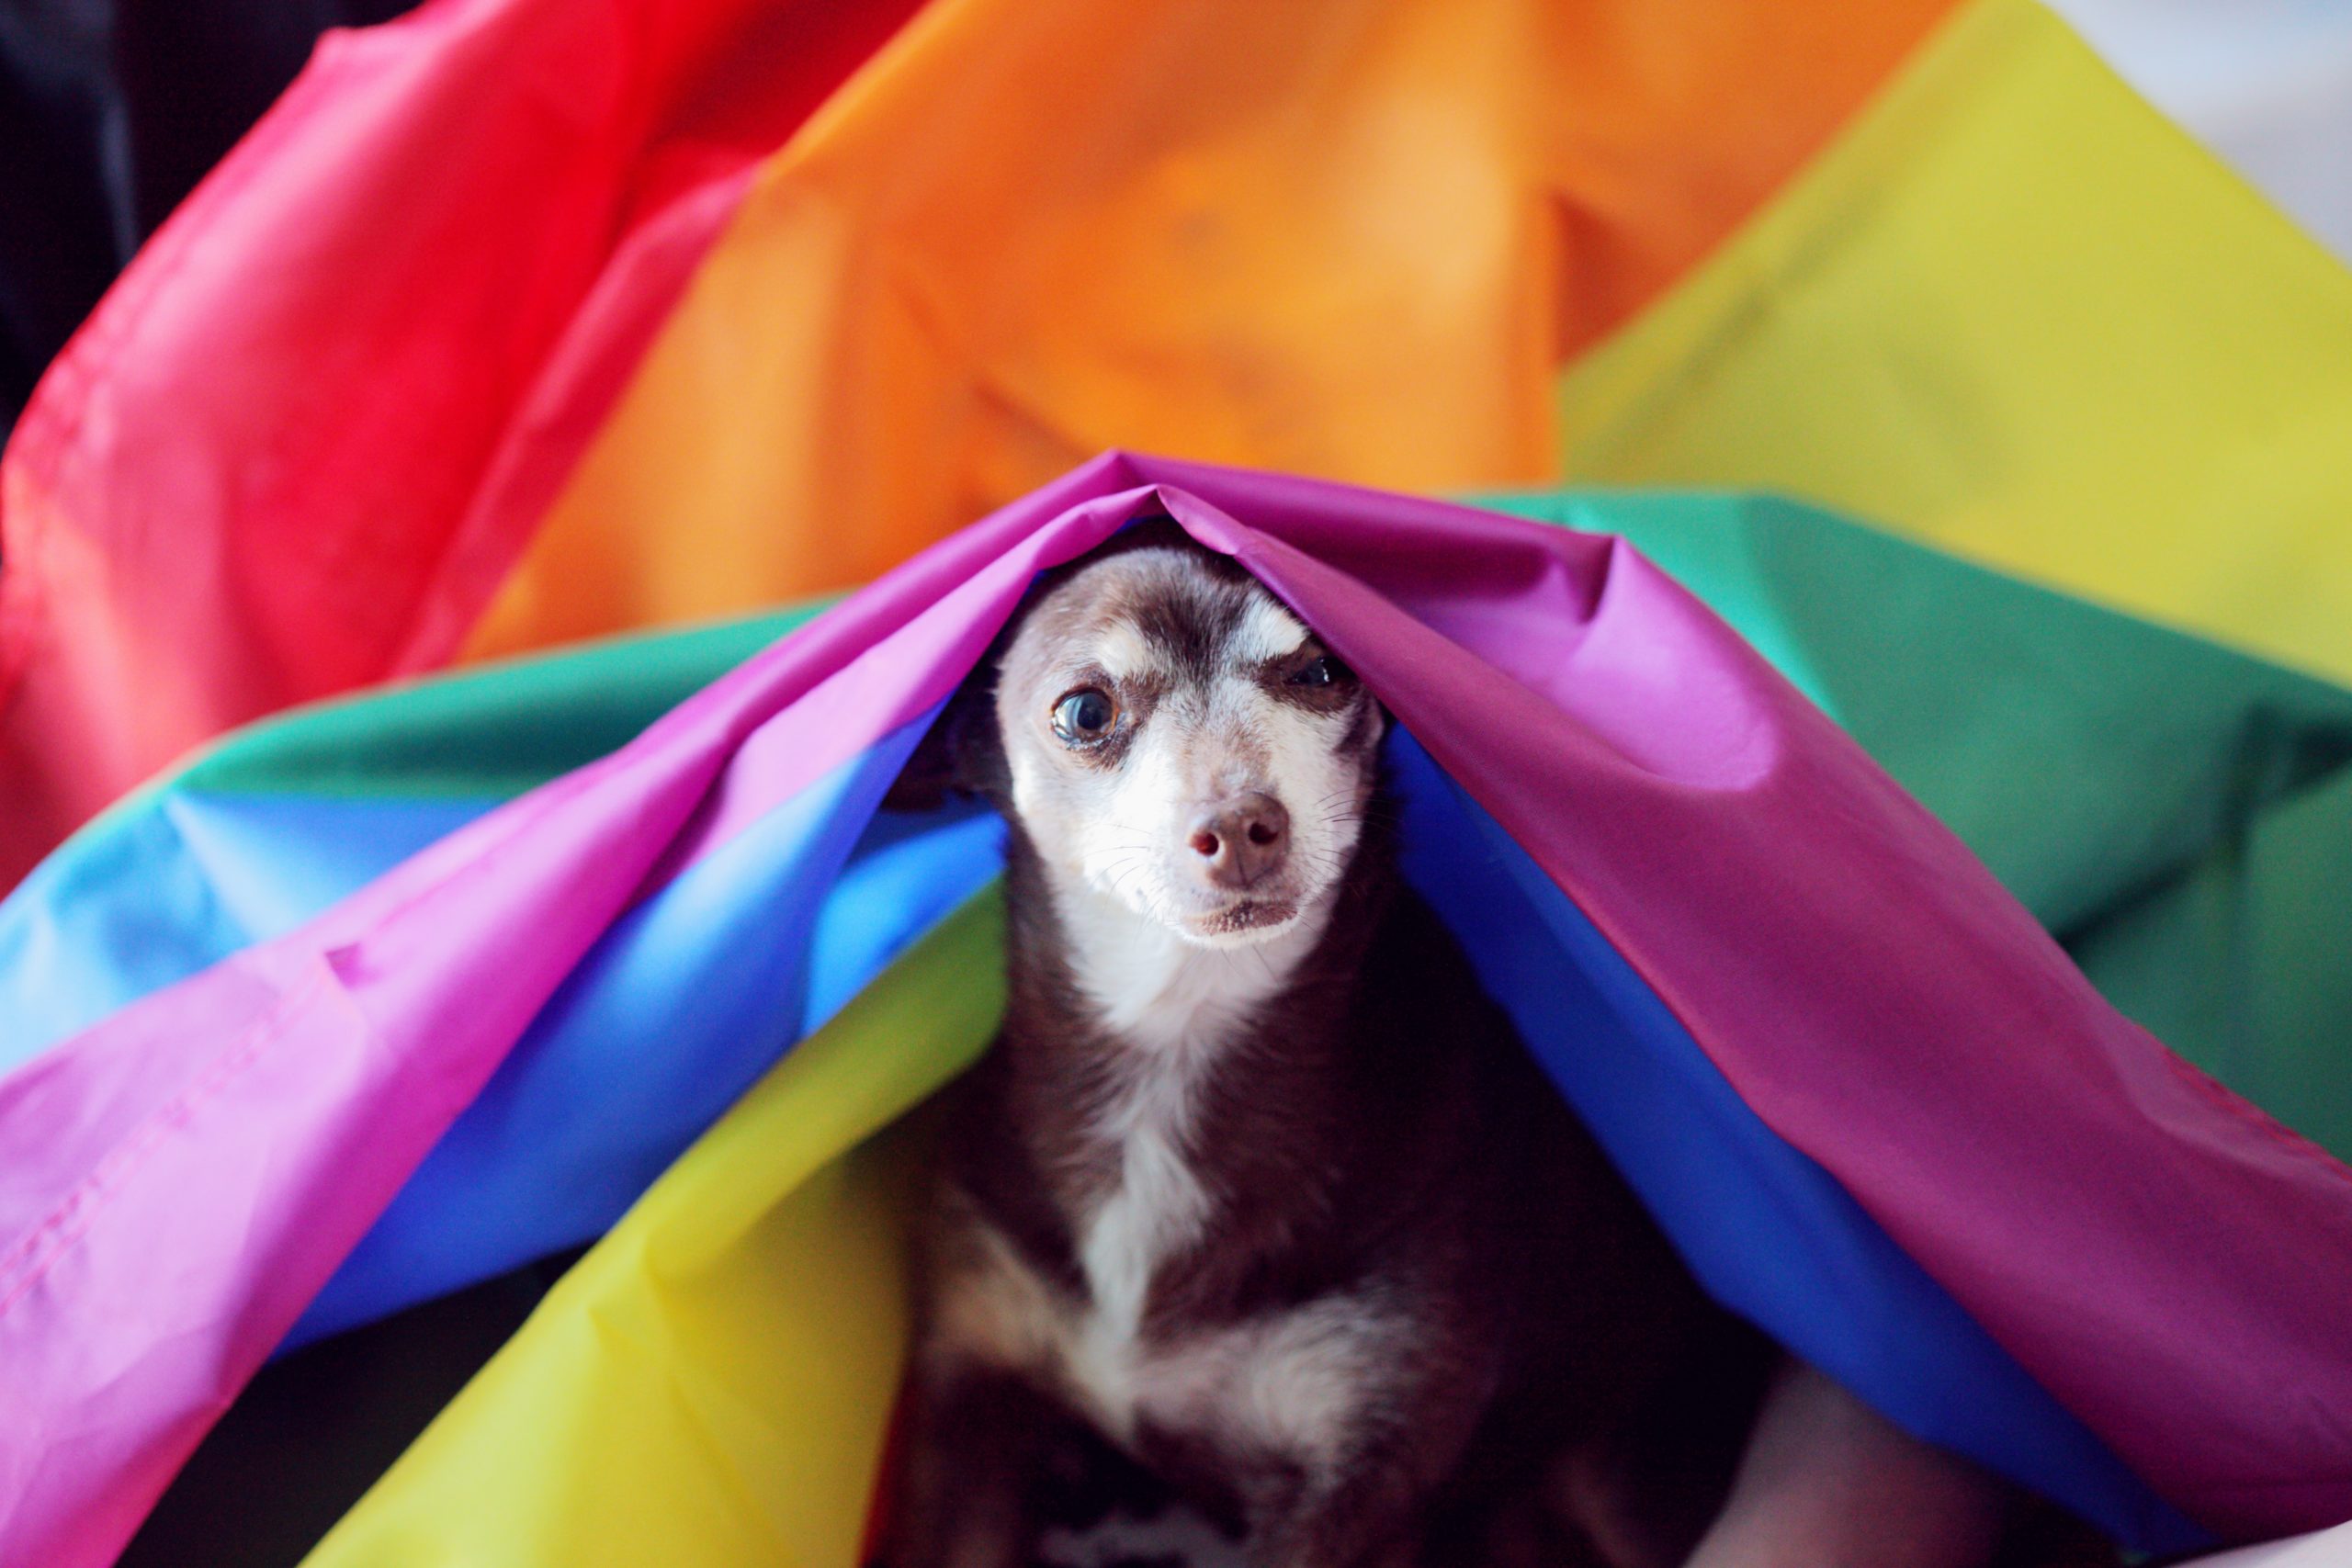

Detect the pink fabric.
[
  {"left": 1171, "top": 468, "right": 2352, "bottom": 1537},
  {"left": 2, "top": 454, "right": 2346, "bottom": 1563}
]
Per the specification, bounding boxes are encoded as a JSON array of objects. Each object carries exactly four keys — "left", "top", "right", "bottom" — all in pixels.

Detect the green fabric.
[{"left": 183, "top": 604, "right": 835, "bottom": 800}]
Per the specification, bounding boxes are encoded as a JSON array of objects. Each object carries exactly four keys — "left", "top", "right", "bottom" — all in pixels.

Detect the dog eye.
[
  {"left": 1288, "top": 656, "right": 1346, "bottom": 688},
  {"left": 1051, "top": 688, "right": 1118, "bottom": 744}
]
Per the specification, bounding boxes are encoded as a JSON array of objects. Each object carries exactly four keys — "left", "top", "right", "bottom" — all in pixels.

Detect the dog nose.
[{"left": 1186, "top": 793, "right": 1290, "bottom": 889}]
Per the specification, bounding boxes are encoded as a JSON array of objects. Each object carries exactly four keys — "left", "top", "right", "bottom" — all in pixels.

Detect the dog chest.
[{"left": 933, "top": 1206, "right": 1404, "bottom": 1483}]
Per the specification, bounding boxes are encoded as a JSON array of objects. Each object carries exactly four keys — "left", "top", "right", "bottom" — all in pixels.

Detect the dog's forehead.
[{"left": 1012, "top": 547, "right": 1310, "bottom": 684}]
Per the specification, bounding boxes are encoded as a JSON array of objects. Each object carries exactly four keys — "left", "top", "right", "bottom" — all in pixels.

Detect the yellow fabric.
[
  {"left": 300, "top": 891, "right": 1006, "bottom": 1568},
  {"left": 457, "top": 0, "right": 1951, "bottom": 661},
  {"left": 1556, "top": 0, "right": 2352, "bottom": 684}
]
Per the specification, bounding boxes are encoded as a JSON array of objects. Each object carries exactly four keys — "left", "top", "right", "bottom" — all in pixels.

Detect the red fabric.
[{"left": 0, "top": 0, "right": 921, "bottom": 888}]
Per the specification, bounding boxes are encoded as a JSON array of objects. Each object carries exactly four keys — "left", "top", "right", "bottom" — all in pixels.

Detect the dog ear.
[{"left": 883, "top": 666, "right": 1006, "bottom": 812}]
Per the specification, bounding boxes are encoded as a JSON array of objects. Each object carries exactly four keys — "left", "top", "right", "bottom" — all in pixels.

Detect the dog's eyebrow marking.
[
  {"left": 1231, "top": 594, "right": 1310, "bottom": 665},
  {"left": 1091, "top": 618, "right": 1167, "bottom": 684}
]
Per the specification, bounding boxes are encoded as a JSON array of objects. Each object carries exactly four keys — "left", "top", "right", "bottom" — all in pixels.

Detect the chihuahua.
[{"left": 878, "top": 522, "right": 2100, "bottom": 1568}]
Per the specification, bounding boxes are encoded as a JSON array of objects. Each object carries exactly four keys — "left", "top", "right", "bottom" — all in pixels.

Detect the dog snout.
[{"left": 1186, "top": 792, "right": 1290, "bottom": 889}]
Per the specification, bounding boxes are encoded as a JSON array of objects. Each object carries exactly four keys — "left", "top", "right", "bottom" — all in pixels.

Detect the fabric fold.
[{"left": 6, "top": 457, "right": 2346, "bottom": 1563}]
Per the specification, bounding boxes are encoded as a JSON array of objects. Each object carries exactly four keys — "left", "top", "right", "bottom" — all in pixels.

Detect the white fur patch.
[
  {"left": 928, "top": 1208, "right": 1069, "bottom": 1378},
  {"left": 1091, "top": 619, "right": 1165, "bottom": 684},
  {"left": 1136, "top": 1290, "right": 1412, "bottom": 1479},
  {"left": 1058, "top": 877, "right": 1320, "bottom": 1052},
  {"left": 1038, "top": 1506, "right": 1245, "bottom": 1568},
  {"left": 1080, "top": 1072, "right": 1211, "bottom": 1337},
  {"left": 936, "top": 1205, "right": 1408, "bottom": 1485},
  {"left": 1232, "top": 594, "right": 1310, "bottom": 664}
]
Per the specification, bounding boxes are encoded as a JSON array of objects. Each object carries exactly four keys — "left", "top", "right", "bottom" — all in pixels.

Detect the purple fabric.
[
  {"left": 1, "top": 454, "right": 2347, "bottom": 1565},
  {"left": 1171, "top": 472, "right": 2352, "bottom": 1537}
]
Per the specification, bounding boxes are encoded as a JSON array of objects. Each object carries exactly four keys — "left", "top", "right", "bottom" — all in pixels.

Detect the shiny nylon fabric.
[
  {"left": 0, "top": 0, "right": 1953, "bottom": 888},
  {"left": 301, "top": 893, "right": 1010, "bottom": 1568},
  {"left": 1485, "top": 491, "right": 2352, "bottom": 1165},
  {"left": 5, "top": 457, "right": 2350, "bottom": 1565},
  {"left": 457, "top": 0, "right": 1951, "bottom": 664},
  {"left": 0, "top": 480, "right": 2342, "bottom": 1489},
  {"left": 12, "top": 491, "right": 2351, "bottom": 1188},
  {"left": 0, "top": 607, "right": 829, "bottom": 1070},
  {"left": 13, "top": 0, "right": 2352, "bottom": 902},
  {"left": 5, "top": 488, "right": 2348, "bottom": 1381}
]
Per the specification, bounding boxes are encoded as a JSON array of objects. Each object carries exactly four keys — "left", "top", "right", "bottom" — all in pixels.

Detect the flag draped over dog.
[{"left": 5, "top": 455, "right": 2350, "bottom": 1568}]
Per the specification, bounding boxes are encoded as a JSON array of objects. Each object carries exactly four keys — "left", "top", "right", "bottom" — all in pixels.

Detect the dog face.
[{"left": 986, "top": 531, "right": 1384, "bottom": 947}]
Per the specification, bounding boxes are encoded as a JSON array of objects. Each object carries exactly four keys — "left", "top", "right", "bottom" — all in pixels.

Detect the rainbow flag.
[
  {"left": 1, "top": 0, "right": 1958, "bottom": 883},
  {"left": 6, "top": 459, "right": 2352, "bottom": 1567},
  {"left": 7, "top": 0, "right": 2348, "bottom": 898},
  {"left": 4, "top": 0, "right": 2351, "bottom": 1560}
]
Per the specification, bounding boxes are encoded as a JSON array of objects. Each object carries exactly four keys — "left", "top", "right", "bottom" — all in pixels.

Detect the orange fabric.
[{"left": 460, "top": 0, "right": 1951, "bottom": 660}]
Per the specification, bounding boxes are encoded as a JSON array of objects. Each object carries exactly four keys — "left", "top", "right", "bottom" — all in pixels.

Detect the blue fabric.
[
  {"left": 0, "top": 790, "right": 492, "bottom": 1070},
  {"left": 1384, "top": 731, "right": 2204, "bottom": 1552},
  {"left": 0, "top": 705, "right": 1002, "bottom": 1352},
  {"left": 289, "top": 713, "right": 1006, "bottom": 1346}
]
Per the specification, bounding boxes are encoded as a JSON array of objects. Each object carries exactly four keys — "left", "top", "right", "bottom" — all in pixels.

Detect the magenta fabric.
[{"left": 1, "top": 454, "right": 2347, "bottom": 1564}]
